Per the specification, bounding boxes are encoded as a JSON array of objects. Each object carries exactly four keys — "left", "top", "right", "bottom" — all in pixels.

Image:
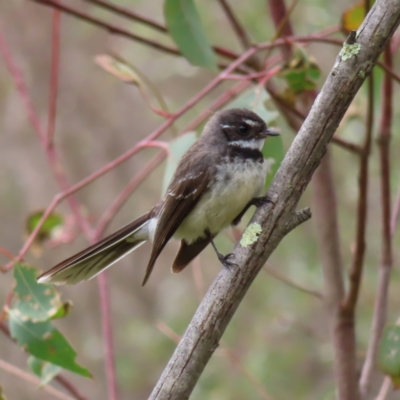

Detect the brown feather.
[{"left": 172, "top": 237, "right": 212, "bottom": 273}]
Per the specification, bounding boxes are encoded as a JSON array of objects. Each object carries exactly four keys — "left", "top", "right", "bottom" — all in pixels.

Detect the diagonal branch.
[{"left": 148, "top": 2, "right": 400, "bottom": 398}]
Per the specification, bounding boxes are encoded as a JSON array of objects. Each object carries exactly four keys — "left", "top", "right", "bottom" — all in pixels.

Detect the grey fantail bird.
[{"left": 37, "top": 108, "right": 280, "bottom": 286}]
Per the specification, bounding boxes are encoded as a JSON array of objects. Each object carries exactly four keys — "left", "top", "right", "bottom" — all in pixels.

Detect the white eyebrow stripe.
[
  {"left": 243, "top": 119, "right": 260, "bottom": 127},
  {"left": 221, "top": 124, "right": 231, "bottom": 129}
]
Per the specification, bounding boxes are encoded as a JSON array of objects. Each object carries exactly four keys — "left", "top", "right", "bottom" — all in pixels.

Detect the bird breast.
[{"left": 174, "top": 157, "right": 269, "bottom": 243}]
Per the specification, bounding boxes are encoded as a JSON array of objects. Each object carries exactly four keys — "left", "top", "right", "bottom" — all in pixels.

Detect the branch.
[
  {"left": 149, "top": 2, "right": 400, "bottom": 398},
  {"left": 218, "top": 0, "right": 252, "bottom": 49},
  {"left": 343, "top": 50, "right": 375, "bottom": 312},
  {"left": 359, "top": 44, "right": 394, "bottom": 397}
]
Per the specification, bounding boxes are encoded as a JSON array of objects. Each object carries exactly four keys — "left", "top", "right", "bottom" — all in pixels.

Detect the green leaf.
[
  {"left": 26, "top": 211, "right": 64, "bottom": 244},
  {"left": 279, "top": 47, "right": 321, "bottom": 93},
  {"left": 341, "top": 2, "right": 365, "bottom": 33},
  {"left": 13, "top": 263, "right": 71, "bottom": 322},
  {"left": 9, "top": 310, "right": 91, "bottom": 378},
  {"left": 262, "top": 137, "right": 284, "bottom": 189},
  {"left": 28, "top": 356, "right": 62, "bottom": 385},
  {"left": 378, "top": 325, "right": 400, "bottom": 388},
  {"left": 0, "top": 386, "right": 6, "bottom": 400},
  {"left": 164, "top": 0, "right": 217, "bottom": 70},
  {"left": 162, "top": 132, "right": 197, "bottom": 195}
]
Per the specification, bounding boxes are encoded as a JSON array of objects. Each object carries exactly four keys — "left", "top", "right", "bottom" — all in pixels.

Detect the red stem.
[
  {"left": 98, "top": 273, "right": 117, "bottom": 400},
  {"left": 46, "top": 2, "right": 61, "bottom": 149}
]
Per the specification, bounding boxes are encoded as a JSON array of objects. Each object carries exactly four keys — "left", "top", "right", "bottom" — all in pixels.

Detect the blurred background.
[{"left": 1, "top": 0, "right": 400, "bottom": 399}]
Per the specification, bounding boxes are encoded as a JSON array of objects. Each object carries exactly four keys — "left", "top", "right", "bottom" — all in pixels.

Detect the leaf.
[
  {"left": 0, "top": 386, "right": 6, "bottom": 400},
  {"left": 26, "top": 211, "right": 64, "bottom": 241},
  {"left": 94, "top": 54, "right": 173, "bottom": 123},
  {"left": 28, "top": 356, "right": 62, "bottom": 385},
  {"left": 341, "top": 2, "right": 365, "bottom": 33},
  {"left": 9, "top": 310, "right": 91, "bottom": 378},
  {"left": 162, "top": 132, "right": 197, "bottom": 195},
  {"left": 279, "top": 47, "right": 321, "bottom": 93},
  {"left": 13, "top": 263, "right": 71, "bottom": 322},
  {"left": 378, "top": 325, "right": 400, "bottom": 388},
  {"left": 262, "top": 137, "right": 284, "bottom": 189},
  {"left": 25, "top": 211, "right": 64, "bottom": 254},
  {"left": 164, "top": 0, "right": 217, "bottom": 70}
]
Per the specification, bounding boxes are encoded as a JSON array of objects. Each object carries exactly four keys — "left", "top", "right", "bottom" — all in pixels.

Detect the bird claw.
[
  {"left": 219, "top": 253, "right": 237, "bottom": 269},
  {"left": 252, "top": 195, "right": 274, "bottom": 208}
]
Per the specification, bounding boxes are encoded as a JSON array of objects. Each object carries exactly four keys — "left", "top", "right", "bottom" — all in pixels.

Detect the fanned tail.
[{"left": 37, "top": 212, "right": 151, "bottom": 285}]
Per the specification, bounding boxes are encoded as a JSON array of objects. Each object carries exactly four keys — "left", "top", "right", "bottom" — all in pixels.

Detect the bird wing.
[{"left": 142, "top": 169, "right": 210, "bottom": 285}]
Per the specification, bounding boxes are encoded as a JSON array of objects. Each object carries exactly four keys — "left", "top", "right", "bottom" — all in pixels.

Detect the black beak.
[{"left": 264, "top": 127, "right": 280, "bottom": 137}]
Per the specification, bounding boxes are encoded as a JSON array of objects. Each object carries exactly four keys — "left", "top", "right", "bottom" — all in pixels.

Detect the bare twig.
[
  {"left": 46, "top": 3, "right": 61, "bottom": 149},
  {"left": 33, "top": 0, "right": 181, "bottom": 56},
  {"left": 375, "top": 378, "right": 392, "bottom": 400},
  {"left": 97, "top": 274, "right": 117, "bottom": 400},
  {"left": 84, "top": 0, "right": 239, "bottom": 61},
  {"left": 343, "top": 53, "right": 375, "bottom": 312},
  {"left": 84, "top": 0, "right": 168, "bottom": 33},
  {"left": 263, "top": 264, "right": 322, "bottom": 299},
  {"left": 95, "top": 151, "right": 166, "bottom": 238},
  {"left": 359, "top": 45, "right": 394, "bottom": 397},
  {"left": 0, "top": 29, "right": 93, "bottom": 240},
  {"left": 218, "top": 0, "right": 252, "bottom": 49},
  {"left": 391, "top": 184, "right": 400, "bottom": 235},
  {"left": 0, "top": 359, "right": 74, "bottom": 400}
]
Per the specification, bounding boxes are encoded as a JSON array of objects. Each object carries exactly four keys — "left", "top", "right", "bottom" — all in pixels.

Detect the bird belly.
[{"left": 174, "top": 159, "right": 268, "bottom": 243}]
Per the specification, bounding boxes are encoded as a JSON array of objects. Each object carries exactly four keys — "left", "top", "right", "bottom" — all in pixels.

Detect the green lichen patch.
[
  {"left": 240, "top": 223, "right": 262, "bottom": 247},
  {"left": 340, "top": 42, "right": 361, "bottom": 61}
]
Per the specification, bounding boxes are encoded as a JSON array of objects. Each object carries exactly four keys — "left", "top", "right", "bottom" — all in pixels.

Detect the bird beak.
[
  {"left": 259, "top": 127, "right": 280, "bottom": 138},
  {"left": 264, "top": 127, "right": 280, "bottom": 137}
]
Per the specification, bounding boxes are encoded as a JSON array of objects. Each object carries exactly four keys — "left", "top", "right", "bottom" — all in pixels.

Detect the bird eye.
[{"left": 239, "top": 124, "right": 249, "bottom": 134}]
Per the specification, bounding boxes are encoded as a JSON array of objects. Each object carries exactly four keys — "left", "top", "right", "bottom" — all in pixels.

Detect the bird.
[{"left": 37, "top": 108, "right": 280, "bottom": 287}]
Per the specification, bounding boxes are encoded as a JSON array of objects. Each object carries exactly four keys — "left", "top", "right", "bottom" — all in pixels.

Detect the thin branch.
[
  {"left": 33, "top": 0, "right": 181, "bottom": 56},
  {"left": 46, "top": 2, "right": 61, "bottom": 149},
  {"left": 359, "top": 45, "right": 393, "bottom": 397},
  {"left": 0, "top": 28, "right": 93, "bottom": 240},
  {"left": 54, "top": 375, "right": 89, "bottom": 400},
  {"left": 94, "top": 151, "right": 166, "bottom": 238},
  {"left": 33, "top": 0, "right": 240, "bottom": 63},
  {"left": 218, "top": 0, "right": 252, "bottom": 49},
  {"left": 375, "top": 378, "right": 392, "bottom": 400},
  {"left": 263, "top": 264, "right": 322, "bottom": 299},
  {"left": 84, "top": 0, "right": 168, "bottom": 33},
  {"left": 0, "top": 359, "right": 74, "bottom": 400},
  {"left": 391, "top": 184, "right": 400, "bottom": 235},
  {"left": 84, "top": 0, "right": 239, "bottom": 61},
  {"left": 343, "top": 54, "right": 375, "bottom": 312},
  {"left": 97, "top": 274, "right": 117, "bottom": 400}
]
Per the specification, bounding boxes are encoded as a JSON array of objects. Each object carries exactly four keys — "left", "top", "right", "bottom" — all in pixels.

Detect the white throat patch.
[{"left": 228, "top": 138, "right": 265, "bottom": 150}]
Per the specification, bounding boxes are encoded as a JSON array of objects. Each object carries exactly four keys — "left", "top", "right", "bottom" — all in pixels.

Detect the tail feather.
[{"left": 37, "top": 212, "right": 151, "bottom": 285}]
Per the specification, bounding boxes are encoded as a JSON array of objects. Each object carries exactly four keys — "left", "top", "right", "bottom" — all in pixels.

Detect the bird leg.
[
  {"left": 205, "top": 230, "right": 237, "bottom": 269},
  {"left": 232, "top": 195, "right": 274, "bottom": 226}
]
